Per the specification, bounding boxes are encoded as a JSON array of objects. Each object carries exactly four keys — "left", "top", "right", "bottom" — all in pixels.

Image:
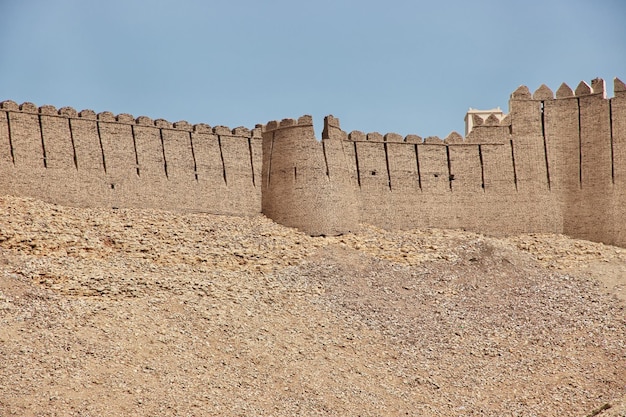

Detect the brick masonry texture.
[
  {"left": 1, "top": 77, "right": 625, "bottom": 245},
  {"left": 0, "top": 101, "right": 262, "bottom": 216}
]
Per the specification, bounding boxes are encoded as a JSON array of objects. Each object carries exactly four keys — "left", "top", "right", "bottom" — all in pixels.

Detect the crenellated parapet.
[
  {"left": 0, "top": 99, "right": 265, "bottom": 136},
  {"left": 261, "top": 115, "right": 358, "bottom": 236},
  {"left": 2, "top": 77, "right": 626, "bottom": 244},
  {"left": 0, "top": 100, "right": 262, "bottom": 215},
  {"left": 256, "top": 78, "right": 626, "bottom": 241}
]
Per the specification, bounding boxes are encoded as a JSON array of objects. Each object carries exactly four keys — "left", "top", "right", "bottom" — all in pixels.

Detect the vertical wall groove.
[
  {"left": 6, "top": 112, "right": 15, "bottom": 165},
  {"left": 414, "top": 144, "right": 422, "bottom": 190},
  {"left": 189, "top": 132, "right": 199, "bottom": 181},
  {"left": 446, "top": 145, "right": 453, "bottom": 190},
  {"left": 541, "top": 101, "right": 551, "bottom": 190},
  {"left": 610, "top": 99, "right": 615, "bottom": 184},
  {"left": 0, "top": 85, "right": 622, "bottom": 243},
  {"left": 217, "top": 135, "right": 227, "bottom": 185},
  {"left": 383, "top": 142, "right": 392, "bottom": 190},
  {"left": 478, "top": 144, "right": 485, "bottom": 191},
  {"left": 37, "top": 114, "right": 47, "bottom": 168},
  {"left": 96, "top": 121, "right": 107, "bottom": 173},
  {"left": 159, "top": 128, "right": 168, "bottom": 178},
  {"left": 247, "top": 137, "right": 255, "bottom": 186},
  {"left": 353, "top": 142, "right": 361, "bottom": 188},
  {"left": 267, "top": 132, "right": 274, "bottom": 187},
  {"left": 322, "top": 140, "right": 330, "bottom": 177},
  {"left": 67, "top": 118, "right": 78, "bottom": 169},
  {"left": 510, "top": 140, "right": 518, "bottom": 191},
  {"left": 577, "top": 97, "right": 583, "bottom": 188},
  {"left": 131, "top": 125, "right": 140, "bottom": 177}
]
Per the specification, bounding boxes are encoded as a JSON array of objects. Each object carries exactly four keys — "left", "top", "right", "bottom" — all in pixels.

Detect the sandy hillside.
[{"left": 0, "top": 195, "right": 625, "bottom": 417}]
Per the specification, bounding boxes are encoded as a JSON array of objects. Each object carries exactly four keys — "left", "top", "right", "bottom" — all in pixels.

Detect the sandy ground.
[{"left": 0, "top": 195, "right": 624, "bottom": 416}]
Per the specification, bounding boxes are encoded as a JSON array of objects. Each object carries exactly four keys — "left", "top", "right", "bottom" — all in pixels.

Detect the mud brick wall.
[
  {"left": 0, "top": 101, "right": 262, "bottom": 216},
  {"left": 260, "top": 78, "right": 625, "bottom": 245},
  {"left": 2, "top": 77, "right": 625, "bottom": 247},
  {"left": 261, "top": 116, "right": 358, "bottom": 236}
]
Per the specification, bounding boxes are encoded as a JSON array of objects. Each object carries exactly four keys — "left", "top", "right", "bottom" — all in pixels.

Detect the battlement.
[
  {"left": 0, "top": 99, "right": 262, "bottom": 216},
  {"left": 0, "top": 100, "right": 264, "bottom": 137},
  {"left": 511, "top": 78, "right": 626, "bottom": 101},
  {"left": 2, "top": 77, "right": 626, "bottom": 246},
  {"left": 263, "top": 115, "right": 314, "bottom": 133},
  {"left": 261, "top": 114, "right": 358, "bottom": 235}
]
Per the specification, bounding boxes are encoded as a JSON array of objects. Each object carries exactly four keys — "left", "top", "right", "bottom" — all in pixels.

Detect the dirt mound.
[{"left": 0, "top": 196, "right": 624, "bottom": 416}]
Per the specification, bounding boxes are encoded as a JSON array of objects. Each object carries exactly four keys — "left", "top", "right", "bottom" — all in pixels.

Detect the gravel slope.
[{"left": 0, "top": 196, "right": 624, "bottom": 416}]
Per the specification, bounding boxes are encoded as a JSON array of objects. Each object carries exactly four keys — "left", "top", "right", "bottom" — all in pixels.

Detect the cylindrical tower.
[{"left": 261, "top": 115, "right": 359, "bottom": 236}]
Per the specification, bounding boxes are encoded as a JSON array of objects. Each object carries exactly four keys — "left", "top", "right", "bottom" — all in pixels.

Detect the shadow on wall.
[
  {"left": 1, "top": 77, "right": 626, "bottom": 246},
  {"left": 261, "top": 115, "right": 359, "bottom": 236},
  {"left": 0, "top": 100, "right": 263, "bottom": 215},
  {"left": 261, "top": 78, "right": 626, "bottom": 246}
]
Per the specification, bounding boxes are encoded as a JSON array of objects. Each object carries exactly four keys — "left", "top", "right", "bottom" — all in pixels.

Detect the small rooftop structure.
[{"left": 464, "top": 107, "right": 506, "bottom": 136}]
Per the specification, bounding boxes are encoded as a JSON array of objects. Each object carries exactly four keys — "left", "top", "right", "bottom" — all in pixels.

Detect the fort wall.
[
  {"left": 283, "top": 77, "right": 622, "bottom": 246},
  {"left": 0, "top": 101, "right": 262, "bottom": 215},
  {"left": 1, "top": 77, "right": 625, "bottom": 247},
  {"left": 261, "top": 116, "right": 358, "bottom": 236}
]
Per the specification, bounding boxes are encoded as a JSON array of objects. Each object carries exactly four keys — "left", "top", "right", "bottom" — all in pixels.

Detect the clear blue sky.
[{"left": 1, "top": 0, "right": 624, "bottom": 138}]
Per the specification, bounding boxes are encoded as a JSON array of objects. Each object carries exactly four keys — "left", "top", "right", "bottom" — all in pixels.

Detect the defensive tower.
[
  {"left": 261, "top": 115, "right": 358, "bottom": 236},
  {"left": 1, "top": 77, "right": 625, "bottom": 247}
]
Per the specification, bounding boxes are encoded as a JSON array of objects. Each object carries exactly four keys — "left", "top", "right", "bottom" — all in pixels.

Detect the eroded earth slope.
[{"left": 0, "top": 196, "right": 624, "bottom": 416}]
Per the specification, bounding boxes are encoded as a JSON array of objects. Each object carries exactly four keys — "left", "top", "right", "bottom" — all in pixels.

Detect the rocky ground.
[{"left": 0, "top": 195, "right": 624, "bottom": 416}]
